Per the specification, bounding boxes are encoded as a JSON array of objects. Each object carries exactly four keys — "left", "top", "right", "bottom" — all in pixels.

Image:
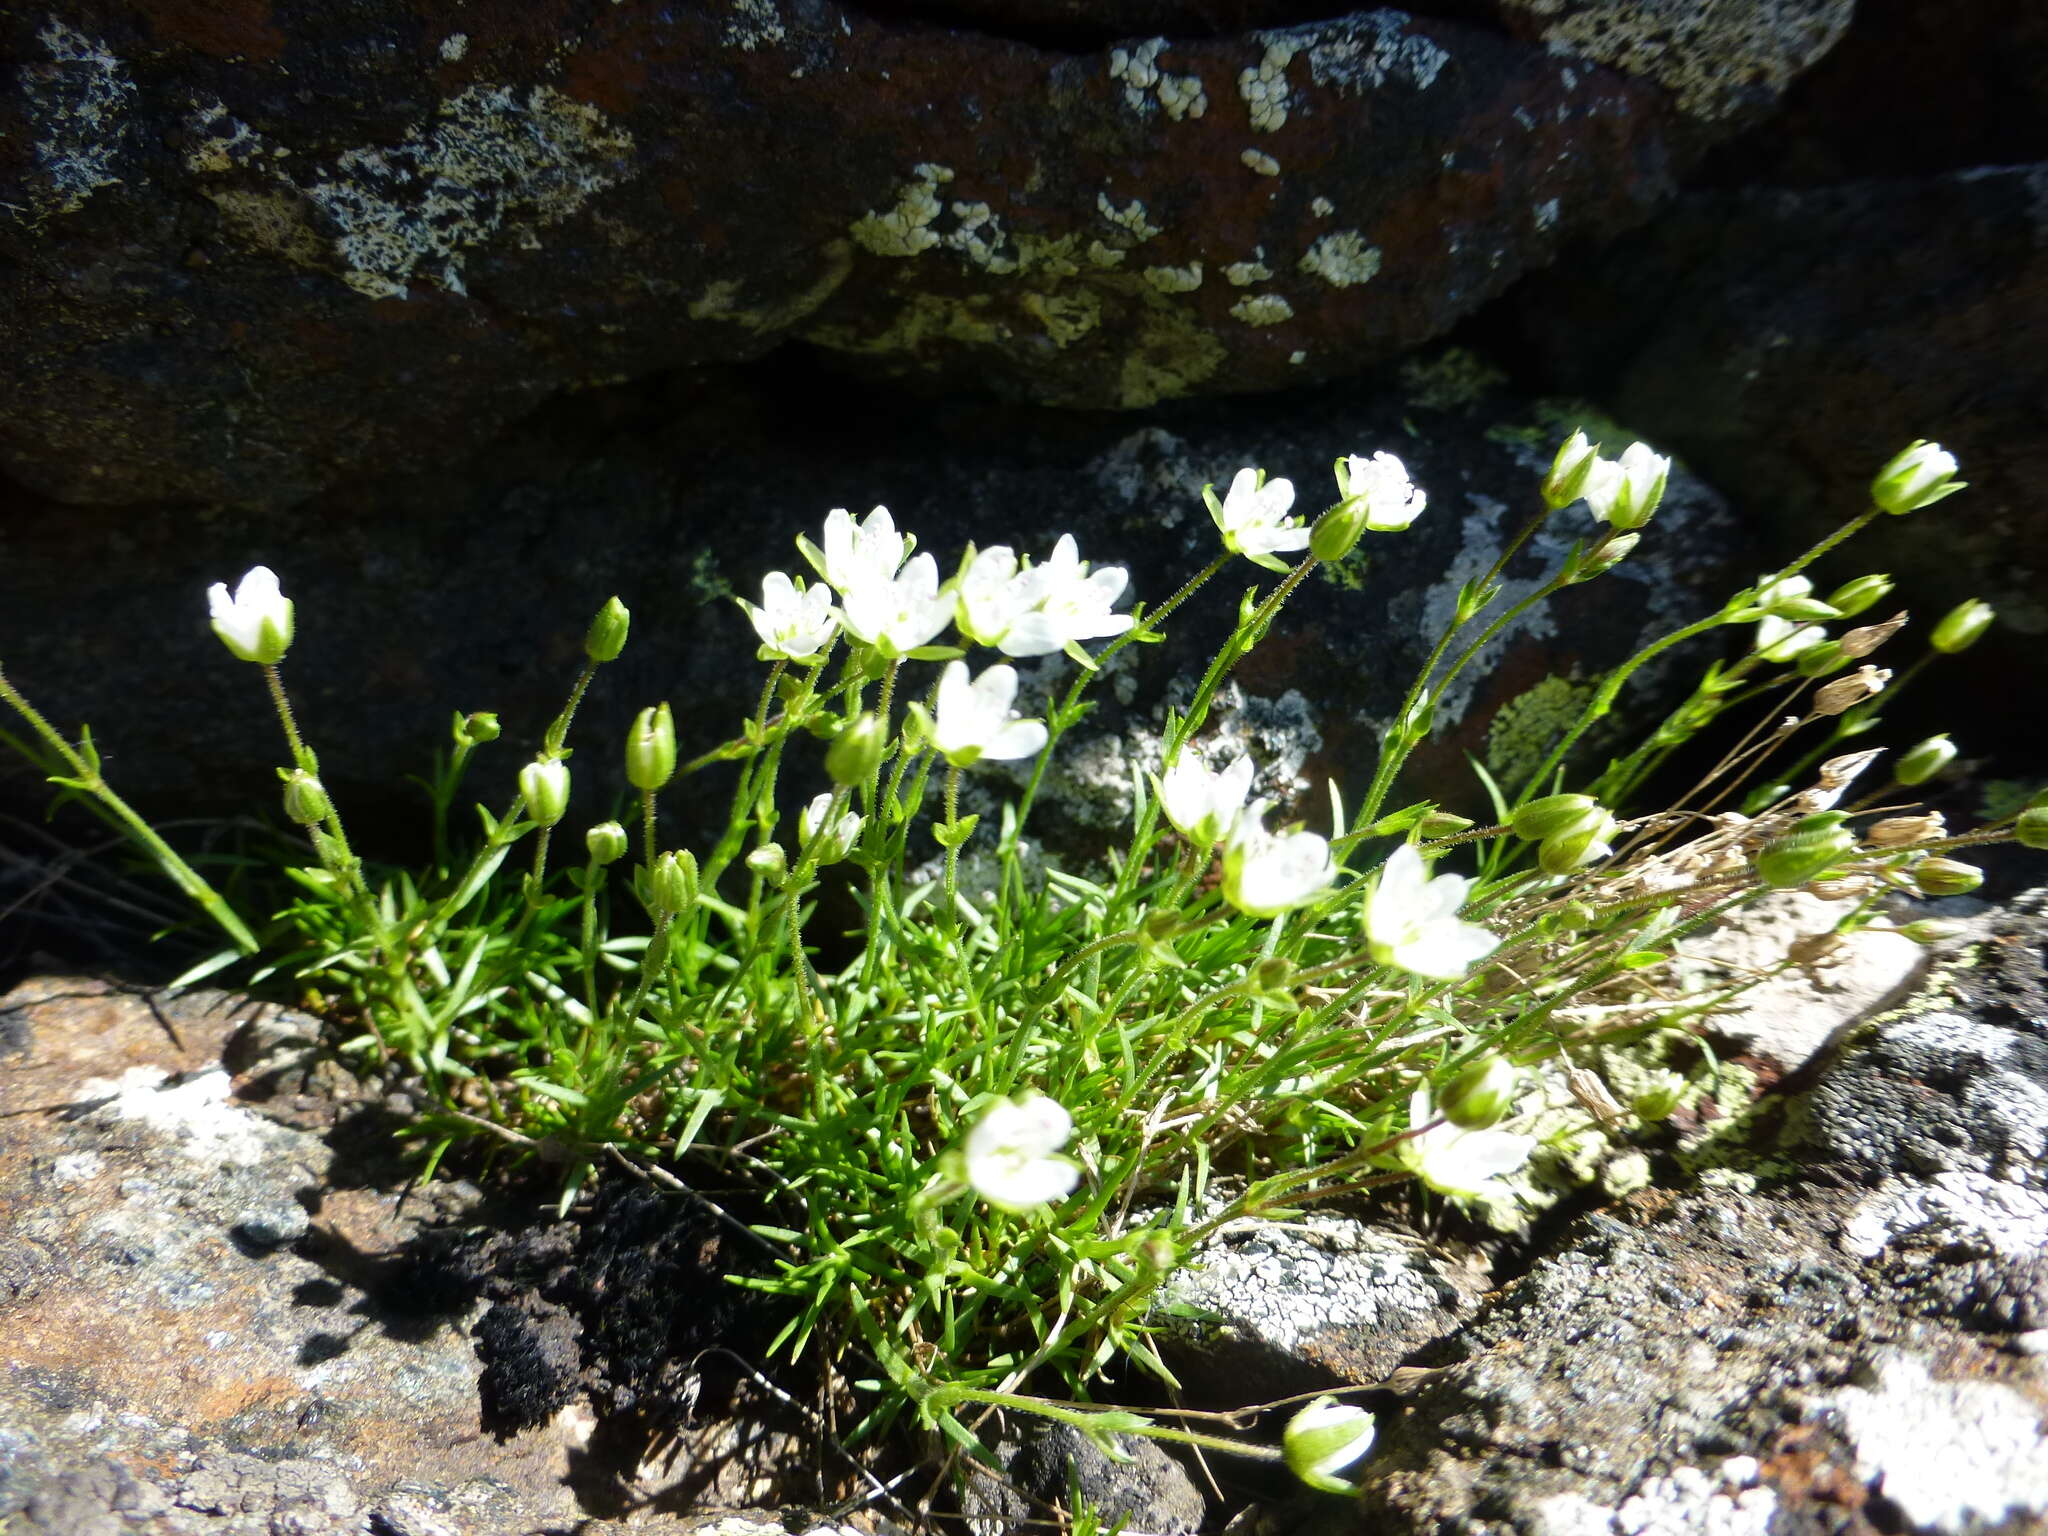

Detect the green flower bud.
[
  {"left": 826, "top": 712, "right": 889, "bottom": 787},
  {"left": 454, "top": 710, "right": 501, "bottom": 747},
  {"left": 1309, "top": 502, "right": 1369, "bottom": 563},
  {"left": 746, "top": 842, "right": 788, "bottom": 886},
  {"left": 1871, "top": 440, "right": 1964, "bottom": 515},
  {"left": 650, "top": 849, "right": 699, "bottom": 916},
  {"left": 1930, "top": 598, "right": 1994, "bottom": 655},
  {"left": 585, "top": 596, "right": 631, "bottom": 663},
  {"left": 626, "top": 703, "right": 677, "bottom": 792},
  {"left": 1439, "top": 1054, "right": 1519, "bottom": 1130},
  {"left": 281, "top": 768, "right": 331, "bottom": 828},
  {"left": 1913, "top": 857, "right": 1982, "bottom": 897},
  {"left": 1895, "top": 734, "right": 1957, "bottom": 787},
  {"left": 1631, "top": 1068, "right": 1688, "bottom": 1124},
  {"left": 1541, "top": 430, "right": 1599, "bottom": 511},
  {"left": 1417, "top": 811, "right": 1476, "bottom": 839},
  {"left": 1755, "top": 812, "right": 1856, "bottom": 889},
  {"left": 1283, "top": 1398, "right": 1375, "bottom": 1496},
  {"left": 1133, "top": 1232, "right": 1180, "bottom": 1273},
  {"left": 1794, "top": 641, "right": 1851, "bottom": 678},
  {"left": 2016, "top": 807, "right": 2048, "bottom": 851},
  {"left": 1538, "top": 815, "right": 1615, "bottom": 874},
  {"left": 1897, "top": 918, "right": 1969, "bottom": 944},
  {"left": 518, "top": 758, "right": 570, "bottom": 827},
  {"left": 586, "top": 821, "right": 628, "bottom": 865},
  {"left": 1826, "top": 574, "right": 1895, "bottom": 618},
  {"left": 1252, "top": 956, "right": 1297, "bottom": 999},
  {"left": 1512, "top": 794, "right": 1599, "bottom": 841}
]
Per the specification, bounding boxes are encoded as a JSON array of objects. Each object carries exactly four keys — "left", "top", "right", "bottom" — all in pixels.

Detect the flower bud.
[
  {"left": 519, "top": 758, "right": 570, "bottom": 827},
  {"left": 1133, "top": 1233, "right": 1180, "bottom": 1273},
  {"left": 1631, "top": 1068, "right": 1688, "bottom": 1124},
  {"left": 1283, "top": 1398, "right": 1376, "bottom": 1496},
  {"left": 585, "top": 596, "right": 631, "bottom": 663},
  {"left": 1251, "top": 956, "right": 1296, "bottom": 998},
  {"left": 1439, "top": 1054, "right": 1519, "bottom": 1130},
  {"left": 1309, "top": 502, "right": 1368, "bottom": 563},
  {"left": 1794, "top": 641, "right": 1851, "bottom": 678},
  {"left": 1541, "top": 429, "right": 1598, "bottom": 510},
  {"left": 1756, "top": 616, "right": 1828, "bottom": 664},
  {"left": 1538, "top": 816, "right": 1615, "bottom": 874},
  {"left": 1754, "top": 574, "right": 1840, "bottom": 622},
  {"left": 281, "top": 768, "right": 331, "bottom": 827},
  {"left": 1838, "top": 613, "right": 1907, "bottom": 659},
  {"left": 1895, "top": 734, "right": 1957, "bottom": 787},
  {"left": 1930, "top": 598, "right": 1993, "bottom": 655},
  {"left": 206, "top": 566, "right": 295, "bottom": 666},
  {"left": 1826, "top": 575, "right": 1894, "bottom": 618},
  {"left": 1512, "top": 794, "right": 1599, "bottom": 841},
  {"left": 650, "top": 849, "right": 699, "bottom": 916},
  {"left": 799, "top": 791, "right": 863, "bottom": 865},
  {"left": 1755, "top": 812, "right": 1856, "bottom": 889},
  {"left": 454, "top": 710, "right": 501, "bottom": 747},
  {"left": 2017, "top": 807, "right": 2048, "bottom": 851},
  {"left": 1912, "top": 857, "right": 1982, "bottom": 897},
  {"left": 746, "top": 842, "right": 788, "bottom": 886},
  {"left": 586, "top": 820, "right": 628, "bottom": 865},
  {"left": 1813, "top": 666, "right": 1889, "bottom": 717},
  {"left": 1417, "top": 811, "right": 1476, "bottom": 839},
  {"left": 1866, "top": 812, "right": 1944, "bottom": 848},
  {"left": 1897, "top": 918, "right": 1969, "bottom": 944},
  {"left": 827, "top": 712, "right": 889, "bottom": 787},
  {"left": 626, "top": 703, "right": 677, "bottom": 792},
  {"left": 1569, "top": 532, "right": 1640, "bottom": 582},
  {"left": 1871, "top": 440, "right": 1964, "bottom": 515},
  {"left": 1589, "top": 442, "right": 1669, "bottom": 532}
]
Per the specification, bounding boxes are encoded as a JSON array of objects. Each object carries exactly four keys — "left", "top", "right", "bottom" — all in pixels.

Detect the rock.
[{"left": 0, "top": 0, "right": 1816, "bottom": 507}]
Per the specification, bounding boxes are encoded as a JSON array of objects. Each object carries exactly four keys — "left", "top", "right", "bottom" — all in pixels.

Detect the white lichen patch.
[
  {"left": 80, "top": 1067, "right": 288, "bottom": 1168},
  {"left": 1109, "top": 38, "right": 1208, "bottom": 121},
  {"left": 1142, "top": 261, "right": 1203, "bottom": 293},
  {"left": 1504, "top": 0, "right": 1854, "bottom": 121},
  {"left": 439, "top": 32, "right": 469, "bottom": 62},
  {"left": 1311, "top": 195, "right": 1335, "bottom": 217},
  {"left": 1299, "top": 229, "right": 1382, "bottom": 287},
  {"left": 1240, "top": 148, "right": 1281, "bottom": 176},
  {"left": 1842, "top": 1170, "right": 2048, "bottom": 1264},
  {"left": 184, "top": 100, "right": 270, "bottom": 175},
  {"left": 1237, "top": 39, "right": 1295, "bottom": 132},
  {"left": 20, "top": 20, "right": 135, "bottom": 217},
  {"left": 722, "top": 0, "right": 788, "bottom": 50},
  {"left": 944, "top": 200, "right": 1019, "bottom": 273},
  {"left": 1821, "top": 1353, "right": 2048, "bottom": 1531},
  {"left": 852, "top": 163, "right": 953, "bottom": 257},
  {"left": 1605, "top": 1461, "right": 1778, "bottom": 1536},
  {"left": 1223, "top": 255, "right": 1273, "bottom": 286},
  {"left": 296, "top": 85, "right": 634, "bottom": 299},
  {"left": 1095, "top": 192, "right": 1161, "bottom": 244},
  {"left": 1230, "top": 292, "right": 1293, "bottom": 326},
  {"left": 1267, "top": 13, "right": 1452, "bottom": 96}
]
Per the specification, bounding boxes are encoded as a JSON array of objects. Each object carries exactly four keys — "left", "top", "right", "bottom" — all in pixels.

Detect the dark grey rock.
[{"left": 1006, "top": 1423, "right": 1208, "bottom": 1535}]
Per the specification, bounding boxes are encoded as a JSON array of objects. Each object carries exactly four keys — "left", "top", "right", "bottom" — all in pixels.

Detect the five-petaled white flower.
[
  {"left": 798, "top": 791, "right": 863, "bottom": 864},
  {"left": 1337, "top": 451, "right": 1428, "bottom": 532},
  {"left": 964, "top": 1092, "right": 1080, "bottom": 1210},
  {"left": 1221, "top": 798, "right": 1335, "bottom": 918},
  {"left": 956, "top": 536, "right": 1133, "bottom": 657},
  {"left": 206, "top": 565, "right": 294, "bottom": 665},
  {"left": 1157, "top": 750, "right": 1255, "bottom": 849},
  {"left": 1398, "top": 1086, "right": 1533, "bottom": 1201},
  {"left": 932, "top": 660, "right": 1048, "bottom": 767},
  {"left": 800, "top": 505, "right": 911, "bottom": 601},
  {"left": 1364, "top": 844, "right": 1498, "bottom": 980},
  {"left": 838, "top": 552, "right": 954, "bottom": 658},
  {"left": 736, "top": 571, "right": 838, "bottom": 662},
  {"left": 1206, "top": 468, "right": 1306, "bottom": 572}
]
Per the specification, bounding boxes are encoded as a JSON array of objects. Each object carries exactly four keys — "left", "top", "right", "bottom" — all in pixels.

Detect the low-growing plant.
[{"left": 3, "top": 432, "right": 2035, "bottom": 1503}]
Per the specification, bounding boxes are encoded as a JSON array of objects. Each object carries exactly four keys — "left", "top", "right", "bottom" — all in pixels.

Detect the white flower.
[
  {"left": 1754, "top": 613, "right": 1827, "bottom": 663},
  {"left": 838, "top": 552, "right": 954, "bottom": 658},
  {"left": 1337, "top": 450, "right": 1427, "bottom": 531},
  {"left": 206, "top": 565, "right": 294, "bottom": 665},
  {"left": 1283, "top": 1398, "right": 1377, "bottom": 1495},
  {"left": 932, "top": 660, "right": 1048, "bottom": 767},
  {"left": 964, "top": 1092, "right": 1080, "bottom": 1210},
  {"left": 955, "top": 536, "right": 1133, "bottom": 657},
  {"left": 1871, "top": 439, "right": 1963, "bottom": 515},
  {"left": 1206, "top": 468, "right": 1306, "bottom": 571},
  {"left": 736, "top": 571, "right": 838, "bottom": 662},
  {"left": 954, "top": 544, "right": 1031, "bottom": 648},
  {"left": 801, "top": 505, "right": 911, "bottom": 600},
  {"left": 1581, "top": 442, "right": 1669, "bottom": 531},
  {"left": 1398, "top": 1086, "right": 1533, "bottom": 1201},
  {"left": 798, "top": 791, "right": 863, "bottom": 864},
  {"left": 1221, "top": 799, "right": 1334, "bottom": 918},
  {"left": 1158, "top": 751, "right": 1254, "bottom": 848},
  {"left": 1364, "top": 844, "right": 1497, "bottom": 980}
]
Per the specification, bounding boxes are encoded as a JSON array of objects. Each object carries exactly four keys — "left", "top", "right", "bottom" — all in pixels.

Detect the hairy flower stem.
[
  {"left": 941, "top": 765, "right": 964, "bottom": 942},
  {"left": 0, "top": 669, "right": 260, "bottom": 955}
]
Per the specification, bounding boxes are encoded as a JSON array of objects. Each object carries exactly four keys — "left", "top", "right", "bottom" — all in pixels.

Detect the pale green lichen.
[
  {"left": 1311, "top": 196, "right": 1335, "bottom": 218},
  {"left": 1086, "top": 239, "right": 1128, "bottom": 269},
  {"left": 1096, "top": 194, "right": 1161, "bottom": 244},
  {"left": 851, "top": 164, "right": 953, "bottom": 258},
  {"left": 1143, "top": 261, "right": 1204, "bottom": 294},
  {"left": 1299, "top": 230, "right": 1381, "bottom": 288},
  {"left": 1223, "top": 257, "right": 1273, "bottom": 286},
  {"left": 1109, "top": 39, "right": 1210, "bottom": 120},
  {"left": 1239, "top": 148, "right": 1281, "bottom": 177},
  {"left": 685, "top": 241, "right": 853, "bottom": 332},
  {"left": 1237, "top": 39, "right": 1295, "bottom": 132},
  {"left": 722, "top": 0, "right": 788, "bottom": 51},
  {"left": 1020, "top": 288, "right": 1102, "bottom": 348},
  {"left": 1486, "top": 674, "right": 1593, "bottom": 793},
  {"left": 1229, "top": 293, "right": 1294, "bottom": 326}
]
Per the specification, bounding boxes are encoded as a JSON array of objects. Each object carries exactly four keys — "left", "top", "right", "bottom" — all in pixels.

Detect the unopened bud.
[
  {"left": 1418, "top": 811, "right": 1476, "bottom": 839},
  {"left": 1539, "top": 816, "right": 1616, "bottom": 874},
  {"left": 1439, "top": 1055, "right": 1519, "bottom": 1130},
  {"left": 1826, "top": 575, "right": 1895, "bottom": 618},
  {"left": 1252, "top": 956, "right": 1296, "bottom": 996},
  {"left": 1866, "top": 812, "right": 1944, "bottom": 848},
  {"left": 519, "top": 758, "right": 570, "bottom": 827},
  {"left": 1813, "top": 666, "right": 1889, "bottom": 717},
  {"left": 1631, "top": 1068, "right": 1688, "bottom": 1124},
  {"left": 1838, "top": 613, "right": 1908, "bottom": 658},
  {"left": 1512, "top": 794, "right": 1600, "bottom": 841},
  {"left": 1930, "top": 598, "right": 1993, "bottom": 655},
  {"left": 586, "top": 821, "right": 629, "bottom": 865},
  {"left": 650, "top": 849, "right": 699, "bottom": 916},
  {"left": 827, "top": 712, "right": 888, "bottom": 787},
  {"left": 281, "top": 768, "right": 331, "bottom": 827},
  {"left": 625, "top": 703, "right": 677, "bottom": 792},
  {"left": 746, "top": 842, "right": 788, "bottom": 886},
  {"left": 1571, "top": 531, "right": 1640, "bottom": 582},
  {"left": 1756, "top": 812, "right": 1856, "bottom": 889},
  {"left": 454, "top": 710, "right": 501, "bottom": 747},
  {"left": 1309, "top": 502, "right": 1368, "bottom": 563},
  {"left": 1895, "top": 735, "right": 1957, "bottom": 787},
  {"left": 1133, "top": 1233, "right": 1180, "bottom": 1273},
  {"left": 1871, "top": 440, "right": 1964, "bottom": 515},
  {"left": 1912, "top": 857, "right": 1982, "bottom": 897},
  {"left": 2017, "top": 807, "right": 2048, "bottom": 851},
  {"left": 1541, "top": 429, "right": 1599, "bottom": 511},
  {"left": 1897, "top": 918, "right": 1969, "bottom": 944},
  {"left": 585, "top": 596, "right": 631, "bottom": 663},
  {"left": 1283, "top": 1398, "right": 1376, "bottom": 1496}
]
